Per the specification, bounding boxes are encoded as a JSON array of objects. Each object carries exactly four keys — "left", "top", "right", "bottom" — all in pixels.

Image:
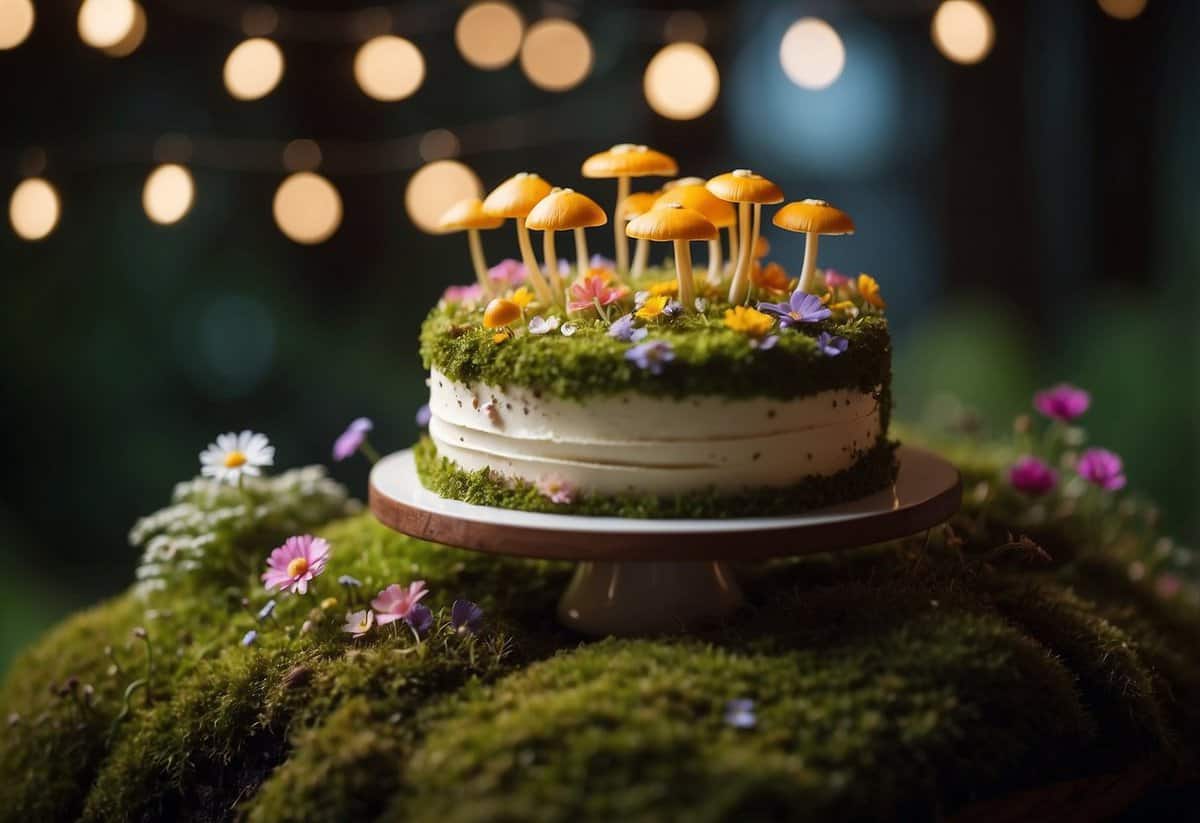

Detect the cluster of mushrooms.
[{"left": 437, "top": 143, "right": 855, "bottom": 313}]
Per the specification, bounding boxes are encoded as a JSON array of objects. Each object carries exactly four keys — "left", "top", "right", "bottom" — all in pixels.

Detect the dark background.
[{"left": 2, "top": 0, "right": 1197, "bottom": 670}]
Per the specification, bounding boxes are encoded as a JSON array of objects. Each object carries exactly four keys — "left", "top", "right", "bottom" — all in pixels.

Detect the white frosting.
[{"left": 426, "top": 369, "right": 883, "bottom": 495}]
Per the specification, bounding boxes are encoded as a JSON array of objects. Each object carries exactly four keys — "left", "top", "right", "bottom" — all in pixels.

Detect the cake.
[{"left": 418, "top": 146, "right": 896, "bottom": 518}]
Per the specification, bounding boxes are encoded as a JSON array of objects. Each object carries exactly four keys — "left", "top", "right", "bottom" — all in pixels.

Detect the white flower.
[
  {"left": 199, "top": 431, "right": 274, "bottom": 486},
  {"left": 560, "top": 322, "right": 578, "bottom": 337},
  {"left": 528, "top": 315, "right": 560, "bottom": 335}
]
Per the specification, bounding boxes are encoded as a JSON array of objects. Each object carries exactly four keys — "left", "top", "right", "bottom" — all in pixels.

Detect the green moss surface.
[{"left": 2, "top": 439, "right": 1198, "bottom": 822}]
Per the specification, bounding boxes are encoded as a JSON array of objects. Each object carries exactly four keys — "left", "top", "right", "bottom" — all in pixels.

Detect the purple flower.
[
  {"left": 487, "top": 258, "right": 527, "bottom": 288},
  {"left": 750, "top": 334, "right": 779, "bottom": 351},
  {"left": 256, "top": 599, "right": 276, "bottom": 621},
  {"left": 451, "top": 599, "right": 484, "bottom": 635},
  {"left": 1033, "top": 384, "right": 1090, "bottom": 422},
  {"left": 415, "top": 404, "right": 432, "bottom": 427},
  {"left": 625, "top": 340, "right": 675, "bottom": 375},
  {"left": 608, "top": 313, "right": 648, "bottom": 343},
  {"left": 407, "top": 604, "right": 434, "bottom": 637},
  {"left": 333, "top": 417, "right": 374, "bottom": 462},
  {"left": 757, "top": 291, "right": 832, "bottom": 328},
  {"left": 241, "top": 630, "right": 258, "bottom": 647},
  {"left": 662, "top": 299, "right": 684, "bottom": 319},
  {"left": 528, "top": 315, "right": 560, "bottom": 335},
  {"left": 1009, "top": 456, "right": 1058, "bottom": 496},
  {"left": 1077, "top": 448, "right": 1126, "bottom": 491},
  {"left": 725, "top": 699, "right": 756, "bottom": 729},
  {"left": 589, "top": 253, "right": 615, "bottom": 271},
  {"left": 338, "top": 574, "right": 362, "bottom": 588},
  {"left": 816, "top": 332, "right": 848, "bottom": 357}
]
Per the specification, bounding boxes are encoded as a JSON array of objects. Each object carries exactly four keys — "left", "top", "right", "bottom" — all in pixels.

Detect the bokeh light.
[
  {"left": 520, "top": 19, "right": 592, "bottom": 92},
  {"left": 0, "top": 0, "right": 34, "bottom": 50},
  {"left": 142, "top": 164, "right": 195, "bottom": 225},
  {"left": 100, "top": 1, "right": 146, "bottom": 58},
  {"left": 273, "top": 172, "right": 342, "bottom": 244},
  {"left": 405, "top": 160, "right": 482, "bottom": 234},
  {"left": 223, "top": 37, "right": 285, "bottom": 101},
  {"left": 455, "top": 2, "right": 523, "bottom": 70},
  {"left": 780, "top": 17, "right": 845, "bottom": 90},
  {"left": 931, "top": 0, "right": 995, "bottom": 65},
  {"left": 77, "top": 0, "right": 136, "bottom": 49},
  {"left": 1098, "top": 0, "right": 1148, "bottom": 20},
  {"left": 9, "top": 178, "right": 60, "bottom": 241},
  {"left": 354, "top": 35, "right": 425, "bottom": 101},
  {"left": 644, "top": 43, "right": 720, "bottom": 121}
]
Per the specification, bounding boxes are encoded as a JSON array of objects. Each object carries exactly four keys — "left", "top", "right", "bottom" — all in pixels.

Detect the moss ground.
[{"left": 1, "top": 444, "right": 1198, "bottom": 821}]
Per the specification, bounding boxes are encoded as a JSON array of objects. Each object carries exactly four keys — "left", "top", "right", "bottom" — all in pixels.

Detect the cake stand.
[{"left": 369, "top": 446, "right": 961, "bottom": 636}]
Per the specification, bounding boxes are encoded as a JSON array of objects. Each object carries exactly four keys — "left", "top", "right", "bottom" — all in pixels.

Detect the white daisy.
[{"left": 199, "top": 430, "right": 274, "bottom": 486}]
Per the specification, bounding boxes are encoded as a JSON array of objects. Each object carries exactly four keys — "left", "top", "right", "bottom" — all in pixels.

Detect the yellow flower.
[
  {"left": 636, "top": 295, "right": 670, "bottom": 320},
  {"left": 723, "top": 306, "right": 774, "bottom": 338},
  {"left": 320, "top": 597, "right": 338, "bottom": 610},
  {"left": 751, "top": 261, "right": 790, "bottom": 293},
  {"left": 857, "top": 274, "right": 885, "bottom": 309},
  {"left": 492, "top": 329, "right": 512, "bottom": 344},
  {"left": 507, "top": 286, "right": 534, "bottom": 310},
  {"left": 587, "top": 266, "right": 614, "bottom": 282},
  {"left": 647, "top": 279, "right": 678, "bottom": 297}
]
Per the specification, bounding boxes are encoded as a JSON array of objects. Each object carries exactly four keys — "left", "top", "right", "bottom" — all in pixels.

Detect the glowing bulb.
[
  {"left": 101, "top": 1, "right": 145, "bottom": 57},
  {"left": 405, "top": 160, "right": 482, "bottom": 234},
  {"left": 931, "top": 1, "right": 995, "bottom": 65},
  {"left": 644, "top": 43, "right": 720, "bottom": 120},
  {"left": 1098, "top": 0, "right": 1147, "bottom": 20},
  {"left": 519, "top": 19, "right": 592, "bottom": 92},
  {"left": 9, "top": 178, "right": 60, "bottom": 241},
  {"left": 0, "top": 0, "right": 34, "bottom": 50},
  {"left": 455, "top": 2, "right": 523, "bottom": 70},
  {"left": 143, "top": 164, "right": 195, "bottom": 225},
  {"left": 77, "top": 0, "right": 136, "bottom": 49},
  {"left": 780, "top": 18, "right": 845, "bottom": 90},
  {"left": 223, "top": 37, "right": 285, "bottom": 101},
  {"left": 354, "top": 35, "right": 425, "bottom": 102},
  {"left": 273, "top": 173, "right": 342, "bottom": 245}
]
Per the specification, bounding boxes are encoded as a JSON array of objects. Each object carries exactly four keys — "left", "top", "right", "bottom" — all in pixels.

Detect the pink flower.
[
  {"left": 1077, "top": 448, "right": 1126, "bottom": 491},
  {"left": 567, "top": 275, "right": 627, "bottom": 314},
  {"left": 371, "top": 581, "right": 429, "bottom": 626},
  {"left": 823, "top": 268, "right": 851, "bottom": 289},
  {"left": 262, "top": 535, "right": 331, "bottom": 595},
  {"left": 536, "top": 474, "right": 576, "bottom": 504},
  {"left": 343, "top": 609, "right": 374, "bottom": 638},
  {"left": 488, "top": 258, "right": 527, "bottom": 288},
  {"left": 1034, "top": 384, "right": 1090, "bottom": 422},
  {"left": 332, "top": 417, "right": 373, "bottom": 462},
  {"left": 1009, "top": 456, "right": 1057, "bottom": 497},
  {"left": 442, "top": 283, "right": 484, "bottom": 303}
]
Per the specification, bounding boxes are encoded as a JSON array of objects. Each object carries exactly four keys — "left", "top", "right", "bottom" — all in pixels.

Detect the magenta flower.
[
  {"left": 757, "top": 291, "right": 832, "bottom": 328},
  {"left": 333, "top": 417, "right": 375, "bottom": 462},
  {"left": 488, "top": 258, "right": 527, "bottom": 288},
  {"left": 262, "top": 535, "right": 331, "bottom": 595},
  {"left": 1034, "top": 384, "right": 1090, "bottom": 422},
  {"left": 1077, "top": 448, "right": 1126, "bottom": 491},
  {"left": 342, "top": 609, "right": 374, "bottom": 638},
  {"left": 442, "top": 283, "right": 483, "bottom": 303},
  {"left": 536, "top": 474, "right": 576, "bottom": 504},
  {"left": 823, "top": 269, "right": 851, "bottom": 289},
  {"left": 568, "top": 274, "right": 627, "bottom": 314},
  {"left": 1009, "top": 456, "right": 1058, "bottom": 497},
  {"left": 371, "top": 581, "right": 429, "bottom": 626}
]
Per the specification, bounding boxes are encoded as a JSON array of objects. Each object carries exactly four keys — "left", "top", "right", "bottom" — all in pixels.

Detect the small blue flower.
[
  {"left": 451, "top": 599, "right": 484, "bottom": 635},
  {"left": 415, "top": 404, "right": 432, "bottom": 427},
  {"left": 241, "top": 630, "right": 258, "bottom": 647},
  {"left": 338, "top": 575, "right": 362, "bottom": 588},
  {"left": 608, "top": 313, "right": 648, "bottom": 343},
  {"left": 724, "top": 698, "right": 756, "bottom": 729},
  {"left": 625, "top": 340, "right": 675, "bottom": 376},
  {"left": 750, "top": 334, "right": 779, "bottom": 351},
  {"left": 816, "top": 332, "right": 848, "bottom": 357},
  {"left": 256, "top": 600, "right": 276, "bottom": 622},
  {"left": 758, "top": 291, "right": 831, "bottom": 328},
  {"left": 406, "top": 604, "right": 434, "bottom": 637}
]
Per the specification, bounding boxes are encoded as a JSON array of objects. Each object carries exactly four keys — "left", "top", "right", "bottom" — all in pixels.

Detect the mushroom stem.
[
  {"left": 706, "top": 238, "right": 722, "bottom": 286},
  {"left": 574, "top": 227, "right": 589, "bottom": 281},
  {"left": 747, "top": 204, "right": 764, "bottom": 303},
  {"left": 614, "top": 175, "right": 631, "bottom": 274},
  {"left": 798, "top": 231, "right": 820, "bottom": 294},
  {"left": 467, "top": 228, "right": 490, "bottom": 296},
  {"left": 727, "top": 201, "right": 752, "bottom": 304},
  {"left": 515, "top": 219, "right": 553, "bottom": 305},
  {"left": 727, "top": 225, "right": 738, "bottom": 276},
  {"left": 543, "top": 229, "right": 563, "bottom": 302},
  {"left": 674, "top": 239, "right": 696, "bottom": 313},
  {"left": 631, "top": 237, "right": 649, "bottom": 279}
]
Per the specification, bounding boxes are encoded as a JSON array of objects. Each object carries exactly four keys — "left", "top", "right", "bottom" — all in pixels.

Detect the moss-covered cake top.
[{"left": 421, "top": 265, "right": 890, "bottom": 401}]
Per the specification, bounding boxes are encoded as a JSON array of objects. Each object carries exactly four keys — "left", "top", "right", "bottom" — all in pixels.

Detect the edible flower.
[
  {"left": 560, "top": 321, "right": 579, "bottom": 337},
  {"left": 407, "top": 605, "right": 434, "bottom": 637},
  {"left": 662, "top": 299, "right": 684, "bottom": 319},
  {"left": 823, "top": 269, "right": 851, "bottom": 289},
  {"left": 536, "top": 474, "right": 576, "bottom": 504},
  {"left": 750, "top": 334, "right": 779, "bottom": 351},
  {"left": 442, "top": 283, "right": 483, "bottom": 303},
  {"left": 625, "top": 340, "right": 675, "bottom": 375},
  {"left": 371, "top": 581, "right": 430, "bottom": 627},
  {"left": 608, "top": 313, "right": 648, "bottom": 343},
  {"left": 723, "top": 306, "right": 774, "bottom": 338},
  {"left": 750, "top": 261, "right": 790, "bottom": 293},
  {"left": 487, "top": 258, "right": 526, "bottom": 288},
  {"left": 635, "top": 295, "right": 670, "bottom": 321},
  {"left": 528, "top": 315, "right": 560, "bottom": 335},
  {"left": 262, "top": 535, "right": 331, "bottom": 595},
  {"left": 857, "top": 274, "right": 885, "bottom": 309},
  {"left": 1009, "top": 456, "right": 1058, "bottom": 497},
  {"left": 757, "top": 291, "right": 831, "bottom": 328},
  {"left": 241, "top": 630, "right": 258, "bottom": 647},
  {"left": 451, "top": 599, "right": 485, "bottom": 635},
  {"left": 1077, "top": 448, "right": 1126, "bottom": 491},
  {"left": 725, "top": 699, "right": 757, "bottom": 729},
  {"left": 343, "top": 609, "right": 374, "bottom": 639},
  {"left": 1033, "top": 384, "right": 1091, "bottom": 422},
  {"left": 415, "top": 404, "right": 432, "bottom": 427},
  {"left": 200, "top": 431, "right": 275, "bottom": 486},
  {"left": 256, "top": 599, "right": 276, "bottom": 622},
  {"left": 816, "top": 331, "right": 849, "bottom": 357},
  {"left": 568, "top": 275, "right": 626, "bottom": 315},
  {"left": 506, "top": 286, "right": 534, "bottom": 311},
  {"left": 646, "top": 279, "right": 679, "bottom": 297},
  {"left": 332, "top": 417, "right": 377, "bottom": 463},
  {"left": 589, "top": 253, "right": 615, "bottom": 272}
]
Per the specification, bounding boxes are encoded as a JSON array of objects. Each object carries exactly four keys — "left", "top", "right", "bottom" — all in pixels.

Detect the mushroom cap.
[
  {"left": 525, "top": 188, "right": 608, "bottom": 231},
  {"left": 482, "top": 172, "right": 554, "bottom": 219},
  {"left": 625, "top": 204, "right": 718, "bottom": 242},
  {"left": 438, "top": 197, "right": 504, "bottom": 232},
  {"left": 483, "top": 298, "right": 522, "bottom": 328},
  {"left": 618, "top": 191, "right": 661, "bottom": 221},
  {"left": 663, "top": 176, "right": 707, "bottom": 190},
  {"left": 653, "top": 184, "right": 736, "bottom": 229},
  {"left": 581, "top": 143, "right": 678, "bottom": 179},
  {"left": 772, "top": 199, "right": 855, "bottom": 235},
  {"left": 705, "top": 169, "right": 784, "bottom": 205}
]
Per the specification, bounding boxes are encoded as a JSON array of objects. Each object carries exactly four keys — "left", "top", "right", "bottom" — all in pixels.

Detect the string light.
[
  {"left": 9, "top": 178, "right": 60, "bottom": 241},
  {"left": 354, "top": 35, "right": 425, "bottom": 102},
  {"left": 0, "top": 0, "right": 34, "bottom": 50},
  {"left": 223, "top": 37, "right": 285, "bottom": 101},
  {"left": 77, "top": 0, "right": 136, "bottom": 49},
  {"left": 405, "top": 160, "right": 481, "bottom": 234},
  {"left": 273, "top": 172, "right": 342, "bottom": 244},
  {"left": 643, "top": 43, "right": 719, "bottom": 120},
  {"left": 1097, "top": 0, "right": 1148, "bottom": 20},
  {"left": 520, "top": 19, "right": 592, "bottom": 92},
  {"left": 455, "top": 2, "right": 523, "bottom": 70},
  {"left": 143, "top": 164, "right": 195, "bottom": 225},
  {"left": 931, "top": 1, "right": 995, "bottom": 65},
  {"left": 101, "top": 1, "right": 146, "bottom": 58},
  {"left": 780, "top": 18, "right": 845, "bottom": 90}
]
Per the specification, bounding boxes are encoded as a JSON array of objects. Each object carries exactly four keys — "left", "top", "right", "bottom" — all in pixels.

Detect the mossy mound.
[{"left": 2, "top": 445, "right": 1198, "bottom": 821}]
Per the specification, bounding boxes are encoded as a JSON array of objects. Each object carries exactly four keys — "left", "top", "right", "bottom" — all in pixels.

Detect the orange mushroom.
[
  {"left": 581, "top": 144, "right": 677, "bottom": 275},
  {"left": 626, "top": 204, "right": 717, "bottom": 313},
  {"left": 705, "top": 170, "right": 783, "bottom": 304},
  {"left": 652, "top": 185, "right": 736, "bottom": 287},
  {"left": 437, "top": 197, "right": 504, "bottom": 297},
  {"left": 482, "top": 172, "right": 555, "bottom": 305},
  {"left": 772, "top": 199, "right": 856, "bottom": 293},
  {"left": 526, "top": 188, "right": 608, "bottom": 298}
]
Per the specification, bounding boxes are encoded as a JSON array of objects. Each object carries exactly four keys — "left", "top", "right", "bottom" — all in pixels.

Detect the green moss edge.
[{"left": 414, "top": 435, "right": 899, "bottom": 519}]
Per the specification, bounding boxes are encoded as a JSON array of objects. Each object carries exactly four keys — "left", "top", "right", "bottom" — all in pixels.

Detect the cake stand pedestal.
[{"left": 369, "top": 446, "right": 961, "bottom": 636}]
